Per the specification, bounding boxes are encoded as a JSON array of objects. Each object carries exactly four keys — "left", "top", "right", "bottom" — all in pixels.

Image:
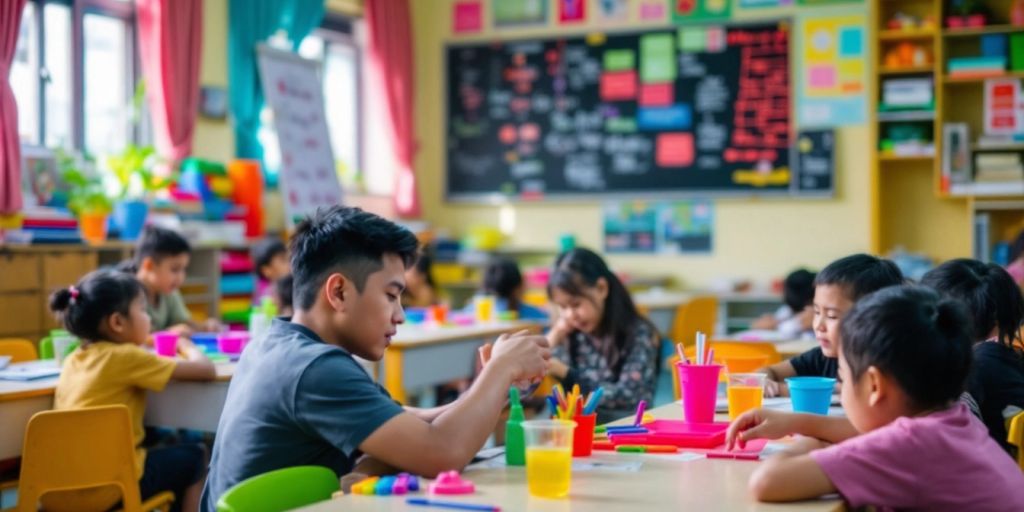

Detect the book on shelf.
[{"left": 974, "top": 213, "right": 991, "bottom": 262}]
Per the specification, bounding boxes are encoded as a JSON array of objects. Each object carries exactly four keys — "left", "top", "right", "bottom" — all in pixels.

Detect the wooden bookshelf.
[
  {"left": 943, "top": 24, "right": 1024, "bottom": 37},
  {"left": 943, "top": 71, "right": 1024, "bottom": 83},
  {"left": 879, "top": 29, "right": 937, "bottom": 41},
  {"left": 879, "top": 66, "right": 935, "bottom": 75}
]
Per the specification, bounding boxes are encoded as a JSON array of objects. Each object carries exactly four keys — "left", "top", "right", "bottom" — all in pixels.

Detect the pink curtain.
[
  {"left": 0, "top": 0, "right": 26, "bottom": 214},
  {"left": 135, "top": 0, "right": 202, "bottom": 162},
  {"left": 365, "top": 0, "right": 419, "bottom": 218}
]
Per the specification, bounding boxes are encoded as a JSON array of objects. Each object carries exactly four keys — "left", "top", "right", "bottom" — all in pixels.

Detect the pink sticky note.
[
  {"left": 639, "top": 83, "right": 673, "bottom": 106},
  {"left": 600, "top": 70, "right": 638, "bottom": 101},
  {"left": 656, "top": 133, "right": 695, "bottom": 167},
  {"left": 808, "top": 65, "right": 836, "bottom": 89},
  {"left": 453, "top": 1, "right": 482, "bottom": 34}
]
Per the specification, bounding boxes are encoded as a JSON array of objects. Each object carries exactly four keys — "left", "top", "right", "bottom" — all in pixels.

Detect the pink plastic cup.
[
  {"left": 217, "top": 331, "right": 250, "bottom": 354},
  {"left": 153, "top": 332, "right": 178, "bottom": 358},
  {"left": 677, "top": 363, "right": 723, "bottom": 423}
]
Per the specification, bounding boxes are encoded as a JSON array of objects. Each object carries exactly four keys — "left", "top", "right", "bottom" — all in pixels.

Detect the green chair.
[
  {"left": 38, "top": 334, "right": 80, "bottom": 360},
  {"left": 216, "top": 466, "right": 339, "bottom": 512}
]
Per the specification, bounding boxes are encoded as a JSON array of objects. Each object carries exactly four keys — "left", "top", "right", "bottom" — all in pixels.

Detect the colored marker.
[
  {"left": 616, "top": 445, "right": 646, "bottom": 453},
  {"left": 605, "top": 426, "right": 648, "bottom": 434},
  {"left": 595, "top": 425, "right": 607, "bottom": 434},
  {"left": 406, "top": 498, "right": 502, "bottom": 511},
  {"left": 583, "top": 387, "right": 604, "bottom": 416},
  {"left": 375, "top": 476, "right": 395, "bottom": 495},
  {"left": 641, "top": 445, "right": 678, "bottom": 453},
  {"left": 633, "top": 400, "right": 647, "bottom": 426}
]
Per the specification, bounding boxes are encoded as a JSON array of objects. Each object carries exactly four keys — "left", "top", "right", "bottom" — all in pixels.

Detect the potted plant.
[
  {"left": 59, "top": 150, "right": 113, "bottom": 244},
  {"left": 105, "top": 144, "right": 173, "bottom": 240}
]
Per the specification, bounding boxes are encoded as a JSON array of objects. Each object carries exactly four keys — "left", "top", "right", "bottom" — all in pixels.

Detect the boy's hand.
[
  {"left": 490, "top": 331, "right": 551, "bottom": 382},
  {"left": 763, "top": 379, "right": 788, "bottom": 398},
  {"left": 726, "top": 408, "right": 800, "bottom": 450}
]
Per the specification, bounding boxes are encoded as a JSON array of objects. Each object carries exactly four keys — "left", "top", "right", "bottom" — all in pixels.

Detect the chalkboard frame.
[{"left": 442, "top": 19, "right": 835, "bottom": 203}]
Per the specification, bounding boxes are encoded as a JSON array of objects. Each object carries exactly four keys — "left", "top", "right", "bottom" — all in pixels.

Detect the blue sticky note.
[
  {"left": 637, "top": 105, "right": 692, "bottom": 131},
  {"left": 839, "top": 27, "right": 863, "bottom": 57}
]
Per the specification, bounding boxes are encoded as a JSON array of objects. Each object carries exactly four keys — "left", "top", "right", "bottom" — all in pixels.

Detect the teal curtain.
[{"left": 227, "top": 0, "right": 325, "bottom": 163}]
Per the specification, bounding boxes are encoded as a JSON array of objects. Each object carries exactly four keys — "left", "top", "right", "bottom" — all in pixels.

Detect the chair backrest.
[
  {"left": 17, "top": 405, "right": 145, "bottom": 512},
  {"left": 216, "top": 466, "right": 340, "bottom": 512},
  {"left": 670, "top": 296, "right": 718, "bottom": 347},
  {"left": 38, "top": 336, "right": 80, "bottom": 360},
  {"left": 1009, "top": 411, "right": 1024, "bottom": 472},
  {"left": 0, "top": 339, "right": 38, "bottom": 363}
]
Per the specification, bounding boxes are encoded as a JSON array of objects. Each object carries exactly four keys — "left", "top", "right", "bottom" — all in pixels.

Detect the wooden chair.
[{"left": 670, "top": 296, "right": 718, "bottom": 347}]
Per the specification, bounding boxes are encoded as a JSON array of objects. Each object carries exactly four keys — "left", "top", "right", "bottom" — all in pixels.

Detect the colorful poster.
[
  {"left": 453, "top": 1, "right": 483, "bottom": 34},
  {"left": 797, "top": 13, "right": 867, "bottom": 127},
  {"left": 559, "top": 0, "right": 586, "bottom": 23},
  {"left": 493, "top": 0, "right": 549, "bottom": 27},
  {"left": 596, "top": 0, "right": 629, "bottom": 22},
  {"left": 671, "top": 0, "right": 732, "bottom": 24},
  {"left": 603, "top": 200, "right": 714, "bottom": 254},
  {"left": 638, "top": 0, "right": 667, "bottom": 22},
  {"left": 983, "top": 78, "right": 1024, "bottom": 135},
  {"left": 740, "top": 0, "right": 793, "bottom": 7}
]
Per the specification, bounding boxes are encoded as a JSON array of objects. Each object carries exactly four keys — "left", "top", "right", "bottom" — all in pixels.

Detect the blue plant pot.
[{"left": 113, "top": 200, "right": 149, "bottom": 241}]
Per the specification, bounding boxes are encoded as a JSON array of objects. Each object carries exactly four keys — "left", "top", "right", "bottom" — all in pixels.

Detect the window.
[{"left": 12, "top": 0, "right": 140, "bottom": 154}]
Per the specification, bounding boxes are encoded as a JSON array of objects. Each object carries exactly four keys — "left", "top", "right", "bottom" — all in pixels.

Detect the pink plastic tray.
[{"left": 606, "top": 420, "right": 728, "bottom": 448}]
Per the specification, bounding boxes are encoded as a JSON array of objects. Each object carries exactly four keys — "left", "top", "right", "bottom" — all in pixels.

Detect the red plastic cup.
[
  {"left": 153, "top": 332, "right": 178, "bottom": 358},
  {"left": 677, "top": 363, "right": 723, "bottom": 423},
  {"left": 572, "top": 413, "right": 596, "bottom": 457}
]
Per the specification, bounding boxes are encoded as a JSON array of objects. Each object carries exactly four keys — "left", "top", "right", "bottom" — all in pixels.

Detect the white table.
[
  {"left": 381, "top": 321, "right": 543, "bottom": 404},
  {"left": 0, "top": 362, "right": 235, "bottom": 459},
  {"left": 297, "top": 401, "right": 843, "bottom": 512}
]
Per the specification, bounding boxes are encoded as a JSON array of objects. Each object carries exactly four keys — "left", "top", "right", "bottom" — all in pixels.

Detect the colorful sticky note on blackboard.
[
  {"left": 679, "top": 27, "right": 707, "bottom": 52},
  {"left": 600, "top": 71, "right": 638, "bottom": 101},
  {"left": 656, "top": 133, "right": 695, "bottom": 167},
  {"left": 640, "top": 34, "right": 676, "bottom": 83},
  {"left": 639, "top": 83, "right": 674, "bottom": 106},
  {"left": 604, "top": 49, "right": 635, "bottom": 71}
]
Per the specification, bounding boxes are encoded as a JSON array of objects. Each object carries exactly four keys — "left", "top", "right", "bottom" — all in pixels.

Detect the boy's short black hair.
[
  {"left": 252, "top": 238, "right": 288, "bottom": 279},
  {"left": 815, "top": 253, "right": 904, "bottom": 301},
  {"left": 921, "top": 258, "right": 1024, "bottom": 350},
  {"left": 289, "top": 206, "right": 419, "bottom": 310},
  {"left": 782, "top": 269, "right": 816, "bottom": 312},
  {"left": 135, "top": 226, "right": 191, "bottom": 266},
  {"left": 840, "top": 285, "right": 973, "bottom": 411},
  {"left": 483, "top": 257, "right": 524, "bottom": 309},
  {"left": 275, "top": 274, "right": 294, "bottom": 311}
]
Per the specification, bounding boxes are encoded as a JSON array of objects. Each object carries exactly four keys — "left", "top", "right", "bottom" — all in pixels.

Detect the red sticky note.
[
  {"left": 639, "top": 83, "right": 673, "bottom": 106},
  {"left": 656, "top": 133, "right": 694, "bottom": 167},
  {"left": 600, "top": 70, "right": 637, "bottom": 101},
  {"left": 452, "top": 1, "right": 482, "bottom": 34}
]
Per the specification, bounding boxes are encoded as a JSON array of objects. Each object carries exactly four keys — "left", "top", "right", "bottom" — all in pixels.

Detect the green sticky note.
[
  {"left": 679, "top": 28, "right": 707, "bottom": 52},
  {"left": 606, "top": 117, "right": 638, "bottom": 133},
  {"left": 640, "top": 33, "right": 676, "bottom": 83},
  {"left": 604, "top": 49, "right": 635, "bottom": 71}
]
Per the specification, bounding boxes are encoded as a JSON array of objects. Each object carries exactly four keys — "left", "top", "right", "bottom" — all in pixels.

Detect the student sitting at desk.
[
  {"left": 201, "top": 207, "right": 550, "bottom": 510},
  {"left": 402, "top": 250, "right": 439, "bottom": 308},
  {"left": 750, "top": 269, "right": 815, "bottom": 339},
  {"left": 48, "top": 270, "right": 216, "bottom": 512},
  {"left": 727, "top": 286, "right": 1024, "bottom": 509},
  {"left": 922, "top": 259, "right": 1024, "bottom": 455},
  {"left": 761, "top": 254, "right": 903, "bottom": 397},
  {"left": 252, "top": 237, "right": 290, "bottom": 303},
  {"left": 482, "top": 257, "right": 549, "bottom": 321},
  {"left": 545, "top": 248, "right": 659, "bottom": 424}
]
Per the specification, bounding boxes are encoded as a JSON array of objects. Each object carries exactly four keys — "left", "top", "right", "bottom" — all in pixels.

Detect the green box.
[{"left": 1011, "top": 33, "right": 1024, "bottom": 71}]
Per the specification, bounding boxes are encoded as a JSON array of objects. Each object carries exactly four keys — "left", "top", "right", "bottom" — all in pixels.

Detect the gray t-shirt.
[
  {"left": 146, "top": 290, "right": 191, "bottom": 331},
  {"left": 201, "top": 319, "right": 403, "bottom": 511}
]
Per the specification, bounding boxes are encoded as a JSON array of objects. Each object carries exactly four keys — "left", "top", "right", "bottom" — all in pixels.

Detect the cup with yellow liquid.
[
  {"left": 727, "top": 373, "right": 767, "bottom": 420},
  {"left": 522, "top": 419, "right": 576, "bottom": 498}
]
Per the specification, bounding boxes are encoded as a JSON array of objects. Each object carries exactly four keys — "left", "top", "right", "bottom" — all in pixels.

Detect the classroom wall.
[
  {"left": 410, "top": 1, "right": 873, "bottom": 288},
  {"left": 193, "top": 0, "right": 232, "bottom": 163}
]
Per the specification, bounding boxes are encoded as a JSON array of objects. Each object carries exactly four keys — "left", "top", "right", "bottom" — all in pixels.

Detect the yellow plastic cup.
[
  {"left": 727, "top": 373, "right": 767, "bottom": 420},
  {"left": 522, "top": 419, "right": 576, "bottom": 499},
  {"left": 474, "top": 295, "right": 496, "bottom": 323}
]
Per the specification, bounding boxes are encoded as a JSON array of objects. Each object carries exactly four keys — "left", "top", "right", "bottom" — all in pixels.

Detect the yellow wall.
[
  {"left": 411, "top": 1, "right": 873, "bottom": 288},
  {"left": 193, "top": 0, "right": 232, "bottom": 163}
]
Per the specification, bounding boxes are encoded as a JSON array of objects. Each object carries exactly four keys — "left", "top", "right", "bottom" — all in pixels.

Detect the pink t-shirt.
[{"left": 810, "top": 403, "right": 1024, "bottom": 511}]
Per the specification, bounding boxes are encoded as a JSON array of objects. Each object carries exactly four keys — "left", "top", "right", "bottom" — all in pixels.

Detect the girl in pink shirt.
[{"left": 727, "top": 286, "right": 1024, "bottom": 511}]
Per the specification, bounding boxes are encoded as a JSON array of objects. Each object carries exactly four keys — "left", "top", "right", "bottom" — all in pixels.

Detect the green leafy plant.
[
  {"left": 58, "top": 149, "right": 112, "bottom": 216},
  {"left": 105, "top": 144, "right": 173, "bottom": 200}
]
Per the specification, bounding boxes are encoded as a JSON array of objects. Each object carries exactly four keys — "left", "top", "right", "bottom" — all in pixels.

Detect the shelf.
[
  {"left": 879, "top": 66, "right": 935, "bottom": 75},
  {"left": 949, "top": 181, "right": 1024, "bottom": 196},
  {"left": 972, "top": 142, "right": 1024, "bottom": 152},
  {"left": 943, "top": 71, "right": 1024, "bottom": 83},
  {"left": 877, "top": 110, "right": 935, "bottom": 122},
  {"left": 943, "top": 25, "right": 1024, "bottom": 38},
  {"left": 879, "top": 29, "right": 937, "bottom": 41},
  {"left": 878, "top": 154, "right": 935, "bottom": 162}
]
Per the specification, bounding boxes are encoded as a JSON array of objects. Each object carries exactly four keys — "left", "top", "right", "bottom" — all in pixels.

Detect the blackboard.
[
  {"left": 446, "top": 21, "right": 810, "bottom": 200},
  {"left": 791, "top": 129, "right": 835, "bottom": 196}
]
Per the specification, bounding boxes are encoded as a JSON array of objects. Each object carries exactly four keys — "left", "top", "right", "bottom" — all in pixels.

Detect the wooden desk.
[
  {"left": 382, "top": 321, "right": 543, "bottom": 404},
  {"left": 0, "top": 362, "right": 236, "bottom": 459},
  {"left": 298, "top": 402, "right": 843, "bottom": 512}
]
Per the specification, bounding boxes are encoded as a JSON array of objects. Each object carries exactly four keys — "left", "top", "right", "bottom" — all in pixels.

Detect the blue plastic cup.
[{"left": 786, "top": 377, "right": 836, "bottom": 415}]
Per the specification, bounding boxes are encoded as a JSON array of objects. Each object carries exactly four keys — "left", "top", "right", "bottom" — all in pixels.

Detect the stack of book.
[
  {"left": 948, "top": 56, "right": 1006, "bottom": 79},
  {"left": 975, "top": 153, "right": 1024, "bottom": 182},
  {"left": 4, "top": 208, "right": 82, "bottom": 244}
]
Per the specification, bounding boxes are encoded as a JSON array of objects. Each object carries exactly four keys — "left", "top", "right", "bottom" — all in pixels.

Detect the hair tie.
[{"left": 69, "top": 286, "right": 79, "bottom": 305}]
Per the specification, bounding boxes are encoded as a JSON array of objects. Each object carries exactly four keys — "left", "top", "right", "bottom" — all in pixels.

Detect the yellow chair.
[
  {"left": 1008, "top": 411, "right": 1024, "bottom": 471},
  {"left": 0, "top": 338, "right": 37, "bottom": 363},
  {"left": 16, "top": 405, "right": 174, "bottom": 512},
  {"left": 670, "top": 296, "right": 718, "bottom": 347},
  {"left": 667, "top": 340, "right": 781, "bottom": 401}
]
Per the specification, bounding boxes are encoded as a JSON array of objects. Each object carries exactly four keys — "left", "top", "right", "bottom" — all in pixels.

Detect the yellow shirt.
[{"left": 54, "top": 341, "right": 177, "bottom": 476}]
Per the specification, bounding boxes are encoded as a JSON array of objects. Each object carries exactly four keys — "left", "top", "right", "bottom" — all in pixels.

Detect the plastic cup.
[
  {"left": 474, "top": 295, "right": 495, "bottom": 323},
  {"left": 727, "top": 373, "right": 767, "bottom": 420},
  {"left": 153, "top": 332, "right": 178, "bottom": 358},
  {"left": 787, "top": 377, "right": 836, "bottom": 415},
  {"left": 571, "top": 414, "right": 596, "bottom": 457},
  {"left": 723, "top": 356, "right": 769, "bottom": 374},
  {"left": 430, "top": 304, "right": 448, "bottom": 325},
  {"left": 677, "top": 363, "right": 722, "bottom": 423},
  {"left": 523, "top": 420, "right": 576, "bottom": 498},
  {"left": 217, "top": 331, "right": 249, "bottom": 354},
  {"left": 52, "top": 336, "right": 77, "bottom": 365}
]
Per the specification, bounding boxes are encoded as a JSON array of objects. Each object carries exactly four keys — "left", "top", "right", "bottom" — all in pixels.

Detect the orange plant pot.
[{"left": 79, "top": 212, "right": 109, "bottom": 244}]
